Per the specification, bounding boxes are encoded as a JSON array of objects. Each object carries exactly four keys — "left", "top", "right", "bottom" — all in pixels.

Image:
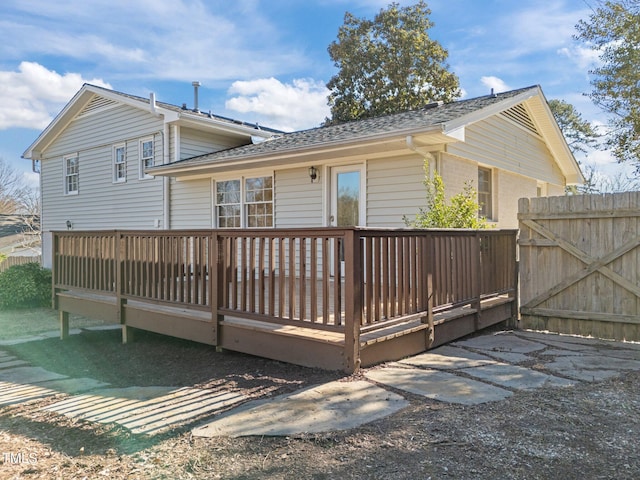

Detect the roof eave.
[{"left": 149, "top": 124, "right": 454, "bottom": 177}]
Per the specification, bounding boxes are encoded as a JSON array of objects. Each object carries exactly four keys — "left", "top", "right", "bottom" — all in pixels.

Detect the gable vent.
[
  {"left": 77, "top": 96, "right": 118, "bottom": 118},
  {"left": 501, "top": 104, "right": 539, "bottom": 136}
]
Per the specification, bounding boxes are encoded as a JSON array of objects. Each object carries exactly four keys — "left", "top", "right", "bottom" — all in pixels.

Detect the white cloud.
[
  {"left": 225, "top": 78, "right": 330, "bottom": 131},
  {"left": 558, "top": 45, "right": 601, "bottom": 70},
  {"left": 0, "top": 62, "right": 111, "bottom": 130},
  {"left": 480, "top": 76, "right": 510, "bottom": 93},
  {"left": 0, "top": 0, "right": 308, "bottom": 83}
]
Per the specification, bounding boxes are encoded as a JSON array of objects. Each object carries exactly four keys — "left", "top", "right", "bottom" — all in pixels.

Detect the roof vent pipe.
[
  {"left": 192, "top": 81, "right": 201, "bottom": 113},
  {"left": 149, "top": 92, "right": 160, "bottom": 116}
]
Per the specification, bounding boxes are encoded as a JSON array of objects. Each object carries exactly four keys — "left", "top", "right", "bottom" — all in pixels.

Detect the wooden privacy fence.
[
  {"left": 0, "top": 255, "right": 42, "bottom": 273},
  {"left": 53, "top": 227, "right": 518, "bottom": 372},
  {"left": 519, "top": 192, "right": 640, "bottom": 341}
]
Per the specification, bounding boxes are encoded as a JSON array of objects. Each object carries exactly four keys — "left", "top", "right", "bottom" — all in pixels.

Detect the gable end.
[{"left": 77, "top": 95, "right": 119, "bottom": 119}]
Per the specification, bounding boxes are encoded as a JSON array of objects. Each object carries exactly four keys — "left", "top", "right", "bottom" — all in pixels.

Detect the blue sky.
[{"left": 0, "top": 0, "right": 630, "bottom": 188}]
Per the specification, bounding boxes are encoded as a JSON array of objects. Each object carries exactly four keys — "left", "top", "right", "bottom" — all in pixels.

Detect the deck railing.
[{"left": 53, "top": 228, "right": 517, "bottom": 343}]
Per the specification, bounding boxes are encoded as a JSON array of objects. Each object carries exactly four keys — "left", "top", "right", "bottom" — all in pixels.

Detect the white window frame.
[
  {"left": 64, "top": 153, "right": 79, "bottom": 195},
  {"left": 214, "top": 174, "right": 274, "bottom": 228},
  {"left": 478, "top": 166, "right": 493, "bottom": 220},
  {"left": 112, "top": 143, "right": 126, "bottom": 183},
  {"left": 139, "top": 137, "right": 154, "bottom": 180}
]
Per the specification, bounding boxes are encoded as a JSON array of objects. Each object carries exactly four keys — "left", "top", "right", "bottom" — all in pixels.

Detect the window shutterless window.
[
  {"left": 478, "top": 167, "right": 492, "bottom": 219},
  {"left": 245, "top": 176, "right": 273, "bottom": 227},
  {"left": 139, "top": 138, "right": 154, "bottom": 179},
  {"left": 64, "top": 154, "right": 79, "bottom": 195},
  {"left": 113, "top": 144, "right": 126, "bottom": 183},
  {"left": 215, "top": 176, "right": 273, "bottom": 228},
  {"left": 216, "top": 180, "right": 241, "bottom": 228}
]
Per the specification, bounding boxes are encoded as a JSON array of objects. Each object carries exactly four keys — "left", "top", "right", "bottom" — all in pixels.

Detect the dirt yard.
[{"left": 1, "top": 313, "right": 639, "bottom": 479}]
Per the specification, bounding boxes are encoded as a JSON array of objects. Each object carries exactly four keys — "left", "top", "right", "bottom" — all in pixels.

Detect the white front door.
[
  {"left": 330, "top": 165, "right": 365, "bottom": 275},
  {"left": 329, "top": 165, "right": 365, "bottom": 228}
]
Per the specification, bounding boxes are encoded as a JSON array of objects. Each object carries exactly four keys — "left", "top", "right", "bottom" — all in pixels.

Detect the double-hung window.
[
  {"left": 64, "top": 154, "right": 79, "bottom": 195},
  {"left": 113, "top": 144, "right": 126, "bottom": 183},
  {"left": 215, "top": 176, "right": 273, "bottom": 228},
  {"left": 139, "top": 138, "right": 154, "bottom": 179},
  {"left": 478, "top": 167, "right": 492, "bottom": 219}
]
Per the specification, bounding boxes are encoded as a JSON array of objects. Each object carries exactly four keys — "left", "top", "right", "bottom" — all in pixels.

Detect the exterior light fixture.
[
  {"left": 66, "top": 220, "right": 73, "bottom": 230},
  {"left": 309, "top": 166, "right": 318, "bottom": 183}
]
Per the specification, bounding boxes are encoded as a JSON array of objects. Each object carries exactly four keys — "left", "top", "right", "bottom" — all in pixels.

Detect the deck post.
[
  {"left": 424, "top": 233, "right": 435, "bottom": 348},
  {"left": 343, "top": 229, "right": 363, "bottom": 373},
  {"left": 210, "top": 230, "right": 221, "bottom": 345},
  {"left": 59, "top": 310, "right": 69, "bottom": 340},
  {"left": 116, "top": 231, "right": 130, "bottom": 344},
  {"left": 472, "top": 232, "right": 482, "bottom": 330}
]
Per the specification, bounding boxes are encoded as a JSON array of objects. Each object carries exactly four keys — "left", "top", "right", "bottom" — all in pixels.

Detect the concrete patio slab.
[
  {"left": 0, "top": 366, "right": 67, "bottom": 384},
  {"left": 366, "top": 366, "right": 512, "bottom": 405},
  {"left": 37, "top": 377, "right": 110, "bottom": 394},
  {"left": 453, "top": 333, "right": 547, "bottom": 354},
  {"left": 192, "top": 380, "right": 408, "bottom": 438},
  {"left": 545, "top": 355, "right": 640, "bottom": 381},
  {"left": 460, "top": 363, "right": 574, "bottom": 390},
  {"left": 0, "top": 358, "right": 29, "bottom": 369},
  {"left": 398, "top": 345, "right": 498, "bottom": 369}
]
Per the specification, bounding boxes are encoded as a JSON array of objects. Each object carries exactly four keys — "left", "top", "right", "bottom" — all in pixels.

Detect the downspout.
[
  {"left": 163, "top": 123, "right": 171, "bottom": 229},
  {"left": 406, "top": 135, "right": 436, "bottom": 178},
  {"left": 150, "top": 93, "right": 170, "bottom": 230}
]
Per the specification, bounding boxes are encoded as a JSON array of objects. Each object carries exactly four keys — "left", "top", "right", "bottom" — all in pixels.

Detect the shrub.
[
  {"left": 0, "top": 263, "right": 51, "bottom": 309},
  {"left": 404, "top": 161, "right": 489, "bottom": 229}
]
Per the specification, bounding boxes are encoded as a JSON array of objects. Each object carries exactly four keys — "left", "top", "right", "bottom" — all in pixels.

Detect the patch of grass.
[{"left": 0, "top": 308, "right": 106, "bottom": 340}]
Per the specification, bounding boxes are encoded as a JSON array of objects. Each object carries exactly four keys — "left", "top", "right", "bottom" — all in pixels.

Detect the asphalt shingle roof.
[{"left": 151, "top": 86, "right": 538, "bottom": 172}]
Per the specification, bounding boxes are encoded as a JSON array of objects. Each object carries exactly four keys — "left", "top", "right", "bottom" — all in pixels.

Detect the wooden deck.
[{"left": 52, "top": 228, "right": 518, "bottom": 372}]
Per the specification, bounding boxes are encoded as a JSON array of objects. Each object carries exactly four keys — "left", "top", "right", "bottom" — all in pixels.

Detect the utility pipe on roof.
[{"left": 149, "top": 92, "right": 161, "bottom": 117}]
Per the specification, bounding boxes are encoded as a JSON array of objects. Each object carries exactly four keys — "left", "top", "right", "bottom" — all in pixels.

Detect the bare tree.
[{"left": 0, "top": 158, "right": 30, "bottom": 214}]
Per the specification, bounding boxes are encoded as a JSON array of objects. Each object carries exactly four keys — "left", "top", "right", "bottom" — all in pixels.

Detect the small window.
[
  {"left": 245, "top": 176, "right": 273, "bottom": 227},
  {"left": 64, "top": 154, "right": 79, "bottom": 195},
  {"left": 139, "top": 138, "right": 154, "bottom": 179},
  {"left": 215, "top": 176, "right": 274, "bottom": 228},
  {"left": 113, "top": 144, "right": 126, "bottom": 183},
  {"left": 478, "top": 167, "right": 492, "bottom": 219},
  {"left": 216, "top": 180, "right": 241, "bottom": 228}
]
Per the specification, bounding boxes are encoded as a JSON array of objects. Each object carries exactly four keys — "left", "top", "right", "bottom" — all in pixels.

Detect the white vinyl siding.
[
  {"left": 447, "top": 115, "right": 565, "bottom": 186},
  {"left": 169, "top": 178, "right": 213, "bottom": 229},
  {"left": 112, "top": 143, "right": 126, "bottom": 183},
  {"left": 366, "top": 156, "right": 425, "bottom": 228},
  {"left": 274, "top": 168, "right": 323, "bottom": 228},
  {"left": 63, "top": 154, "right": 79, "bottom": 195},
  {"left": 40, "top": 101, "right": 165, "bottom": 239},
  {"left": 179, "top": 128, "right": 238, "bottom": 159}
]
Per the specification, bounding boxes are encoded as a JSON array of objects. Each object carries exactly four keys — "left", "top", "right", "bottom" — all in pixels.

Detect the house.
[{"left": 23, "top": 83, "right": 583, "bottom": 268}]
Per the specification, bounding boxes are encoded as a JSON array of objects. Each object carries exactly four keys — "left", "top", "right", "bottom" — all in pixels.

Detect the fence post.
[
  {"left": 510, "top": 231, "right": 520, "bottom": 328},
  {"left": 343, "top": 229, "right": 362, "bottom": 373}
]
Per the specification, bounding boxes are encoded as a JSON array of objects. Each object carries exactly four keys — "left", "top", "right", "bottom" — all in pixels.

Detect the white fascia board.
[{"left": 442, "top": 87, "right": 540, "bottom": 133}]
